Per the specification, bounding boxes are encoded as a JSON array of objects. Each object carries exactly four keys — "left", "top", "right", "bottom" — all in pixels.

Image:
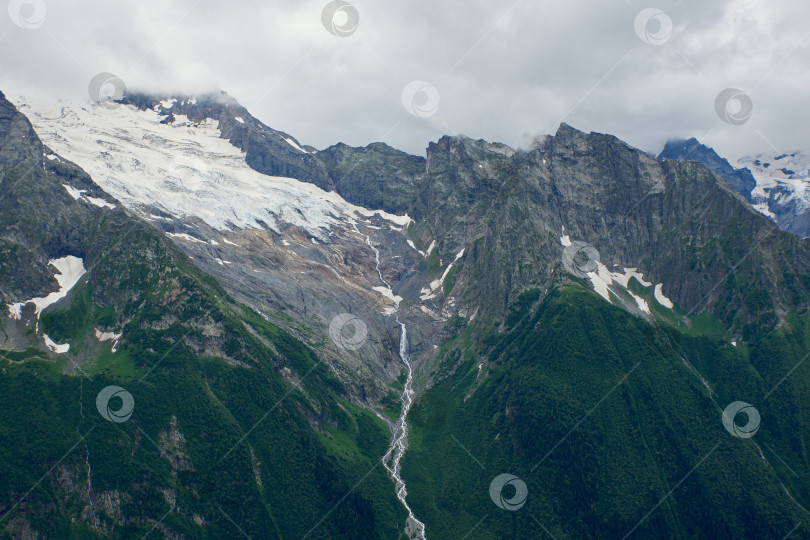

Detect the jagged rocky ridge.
[
  {"left": 660, "top": 137, "right": 810, "bottom": 238},
  {"left": 5, "top": 89, "right": 810, "bottom": 537}
]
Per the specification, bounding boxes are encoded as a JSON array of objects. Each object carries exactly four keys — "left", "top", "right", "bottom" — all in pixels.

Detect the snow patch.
[
  {"left": 611, "top": 267, "right": 652, "bottom": 288},
  {"left": 85, "top": 195, "right": 116, "bottom": 209},
  {"left": 420, "top": 286, "right": 437, "bottom": 301},
  {"left": 7, "top": 303, "right": 22, "bottom": 320},
  {"left": 753, "top": 203, "right": 777, "bottom": 221},
  {"left": 95, "top": 328, "right": 122, "bottom": 352},
  {"left": 62, "top": 184, "right": 83, "bottom": 200},
  {"left": 234, "top": 116, "right": 245, "bottom": 124},
  {"left": 61, "top": 184, "right": 115, "bottom": 209},
  {"left": 165, "top": 232, "right": 207, "bottom": 244},
  {"left": 6, "top": 256, "right": 86, "bottom": 320},
  {"left": 654, "top": 284, "right": 674, "bottom": 309},
  {"left": 587, "top": 265, "right": 612, "bottom": 302},
  {"left": 285, "top": 137, "right": 304, "bottom": 152},
  {"left": 630, "top": 292, "right": 650, "bottom": 314},
  {"left": 585, "top": 263, "right": 655, "bottom": 315},
  {"left": 354, "top": 208, "right": 411, "bottom": 228},
  {"left": 373, "top": 286, "right": 403, "bottom": 304},
  {"left": 560, "top": 226, "right": 572, "bottom": 247},
  {"left": 407, "top": 239, "right": 426, "bottom": 257},
  {"left": 43, "top": 334, "right": 69, "bottom": 354}
]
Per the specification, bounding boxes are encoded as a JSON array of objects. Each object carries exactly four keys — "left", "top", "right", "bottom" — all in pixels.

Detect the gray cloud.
[{"left": 1, "top": 0, "right": 808, "bottom": 159}]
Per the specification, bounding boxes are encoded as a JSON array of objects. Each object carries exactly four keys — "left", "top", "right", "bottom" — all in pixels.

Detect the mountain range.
[
  {"left": 660, "top": 138, "right": 810, "bottom": 238},
  {"left": 2, "top": 89, "right": 810, "bottom": 539}
]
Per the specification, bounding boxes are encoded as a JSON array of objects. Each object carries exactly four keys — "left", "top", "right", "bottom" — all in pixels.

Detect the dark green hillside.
[
  {"left": 403, "top": 284, "right": 810, "bottom": 539},
  {"left": 0, "top": 91, "right": 403, "bottom": 538}
]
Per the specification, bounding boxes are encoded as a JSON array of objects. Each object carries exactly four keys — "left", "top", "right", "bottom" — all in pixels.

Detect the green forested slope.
[{"left": 404, "top": 284, "right": 810, "bottom": 539}]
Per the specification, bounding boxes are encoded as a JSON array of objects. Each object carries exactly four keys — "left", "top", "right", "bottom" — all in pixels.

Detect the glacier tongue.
[{"left": 13, "top": 97, "right": 395, "bottom": 241}]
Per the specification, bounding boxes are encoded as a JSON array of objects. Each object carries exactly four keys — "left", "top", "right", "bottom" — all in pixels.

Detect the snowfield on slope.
[
  {"left": 736, "top": 152, "right": 810, "bottom": 216},
  {"left": 7, "top": 256, "right": 86, "bottom": 320},
  {"left": 14, "top": 97, "right": 408, "bottom": 241},
  {"left": 560, "top": 233, "right": 674, "bottom": 314}
]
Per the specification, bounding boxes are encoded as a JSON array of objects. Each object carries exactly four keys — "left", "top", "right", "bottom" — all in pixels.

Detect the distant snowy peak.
[
  {"left": 736, "top": 151, "right": 810, "bottom": 182},
  {"left": 734, "top": 151, "right": 810, "bottom": 236},
  {"left": 660, "top": 138, "right": 810, "bottom": 238}
]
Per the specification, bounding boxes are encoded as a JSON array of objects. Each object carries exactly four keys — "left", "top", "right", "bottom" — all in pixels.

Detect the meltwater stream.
[
  {"left": 365, "top": 235, "right": 426, "bottom": 539},
  {"left": 382, "top": 322, "right": 427, "bottom": 540}
]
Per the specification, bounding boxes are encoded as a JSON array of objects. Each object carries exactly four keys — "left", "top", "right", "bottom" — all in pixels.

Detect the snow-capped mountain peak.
[
  {"left": 13, "top": 96, "right": 405, "bottom": 241},
  {"left": 735, "top": 151, "right": 810, "bottom": 235}
]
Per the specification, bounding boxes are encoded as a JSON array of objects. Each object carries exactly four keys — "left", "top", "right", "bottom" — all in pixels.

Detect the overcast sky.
[{"left": 1, "top": 0, "right": 808, "bottom": 159}]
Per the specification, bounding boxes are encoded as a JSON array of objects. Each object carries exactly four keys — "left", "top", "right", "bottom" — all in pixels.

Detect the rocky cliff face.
[
  {"left": 407, "top": 124, "right": 810, "bottom": 339},
  {"left": 5, "top": 89, "right": 810, "bottom": 538},
  {"left": 0, "top": 92, "right": 405, "bottom": 538},
  {"left": 660, "top": 138, "right": 810, "bottom": 239},
  {"left": 18, "top": 91, "right": 810, "bottom": 397},
  {"left": 659, "top": 138, "right": 757, "bottom": 201}
]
